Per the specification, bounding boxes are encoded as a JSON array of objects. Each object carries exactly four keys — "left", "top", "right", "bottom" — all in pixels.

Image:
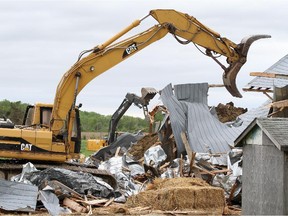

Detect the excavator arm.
[
  {"left": 107, "top": 87, "right": 157, "bottom": 144},
  {"left": 50, "top": 9, "right": 270, "bottom": 137}
]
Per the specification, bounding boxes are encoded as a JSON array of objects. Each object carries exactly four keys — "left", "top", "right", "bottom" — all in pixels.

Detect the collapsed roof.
[{"left": 160, "top": 83, "right": 270, "bottom": 155}]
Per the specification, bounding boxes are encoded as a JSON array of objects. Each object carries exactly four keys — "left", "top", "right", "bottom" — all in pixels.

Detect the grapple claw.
[{"left": 223, "top": 34, "right": 271, "bottom": 98}]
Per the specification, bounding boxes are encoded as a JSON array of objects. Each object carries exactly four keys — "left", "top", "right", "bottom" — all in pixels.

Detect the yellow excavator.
[{"left": 0, "top": 9, "right": 269, "bottom": 167}]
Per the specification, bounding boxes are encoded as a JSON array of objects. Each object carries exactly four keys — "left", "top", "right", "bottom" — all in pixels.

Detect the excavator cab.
[
  {"left": 23, "top": 104, "right": 52, "bottom": 127},
  {"left": 22, "top": 103, "right": 82, "bottom": 154}
]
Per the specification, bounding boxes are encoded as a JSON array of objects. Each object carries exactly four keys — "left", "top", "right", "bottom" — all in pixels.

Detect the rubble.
[
  {"left": 0, "top": 141, "right": 242, "bottom": 215},
  {"left": 0, "top": 178, "right": 38, "bottom": 212},
  {"left": 0, "top": 83, "right": 253, "bottom": 215},
  {"left": 23, "top": 167, "right": 117, "bottom": 198},
  {"left": 214, "top": 102, "right": 248, "bottom": 123}
]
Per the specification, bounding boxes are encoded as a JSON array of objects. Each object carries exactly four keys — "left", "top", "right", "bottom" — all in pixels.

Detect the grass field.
[{"left": 80, "top": 140, "right": 95, "bottom": 157}]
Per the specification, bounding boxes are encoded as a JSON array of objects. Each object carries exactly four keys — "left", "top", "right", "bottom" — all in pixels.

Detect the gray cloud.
[{"left": 0, "top": 0, "right": 287, "bottom": 117}]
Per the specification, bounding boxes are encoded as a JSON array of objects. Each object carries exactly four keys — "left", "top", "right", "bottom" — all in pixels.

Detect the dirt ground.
[
  {"left": 215, "top": 102, "right": 247, "bottom": 123},
  {"left": 0, "top": 178, "right": 241, "bottom": 216}
]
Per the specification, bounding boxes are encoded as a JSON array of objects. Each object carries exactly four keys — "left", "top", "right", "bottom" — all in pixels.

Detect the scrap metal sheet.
[
  {"left": 160, "top": 84, "right": 187, "bottom": 156},
  {"left": 0, "top": 179, "right": 38, "bottom": 212},
  {"left": 160, "top": 83, "right": 270, "bottom": 154}
]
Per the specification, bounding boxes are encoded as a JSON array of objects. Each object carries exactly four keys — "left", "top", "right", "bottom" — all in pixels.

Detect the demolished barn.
[
  {"left": 4, "top": 55, "right": 288, "bottom": 214},
  {"left": 159, "top": 82, "right": 270, "bottom": 157}
]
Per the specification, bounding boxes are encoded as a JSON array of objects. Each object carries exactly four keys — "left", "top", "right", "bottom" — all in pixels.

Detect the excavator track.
[{"left": 0, "top": 160, "right": 117, "bottom": 189}]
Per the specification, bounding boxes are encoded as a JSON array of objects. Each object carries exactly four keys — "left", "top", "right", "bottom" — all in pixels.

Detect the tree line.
[{"left": 0, "top": 100, "right": 149, "bottom": 133}]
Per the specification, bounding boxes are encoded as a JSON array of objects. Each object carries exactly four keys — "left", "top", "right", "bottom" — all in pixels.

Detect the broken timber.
[{"left": 248, "top": 72, "right": 288, "bottom": 106}]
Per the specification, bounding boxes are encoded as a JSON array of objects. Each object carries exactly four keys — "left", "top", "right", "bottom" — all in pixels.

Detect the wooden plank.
[
  {"left": 263, "top": 91, "right": 273, "bottom": 100},
  {"left": 50, "top": 180, "right": 83, "bottom": 199},
  {"left": 180, "top": 132, "right": 202, "bottom": 178},
  {"left": 180, "top": 132, "right": 192, "bottom": 161},
  {"left": 250, "top": 72, "right": 276, "bottom": 78},
  {"left": 104, "top": 198, "right": 114, "bottom": 207},
  {"left": 268, "top": 99, "right": 288, "bottom": 108},
  {"left": 210, "top": 168, "right": 231, "bottom": 174},
  {"left": 242, "top": 88, "right": 273, "bottom": 93},
  {"left": 208, "top": 84, "right": 224, "bottom": 88},
  {"left": 250, "top": 72, "right": 288, "bottom": 79},
  {"left": 63, "top": 197, "right": 87, "bottom": 213},
  {"left": 77, "top": 198, "right": 108, "bottom": 206}
]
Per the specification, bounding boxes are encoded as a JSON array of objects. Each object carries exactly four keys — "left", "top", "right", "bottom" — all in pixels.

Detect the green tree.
[
  {"left": 0, "top": 100, "right": 28, "bottom": 124},
  {"left": 0, "top": 100, "right": 150, "bottom": 132}
]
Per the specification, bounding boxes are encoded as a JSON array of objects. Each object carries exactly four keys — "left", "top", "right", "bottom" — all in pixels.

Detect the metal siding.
[
  {"left": 236, "top": 100, "right": 271, "bottom": 129},
  {"left": 0, "top": 179, "right": 38, "bottom": 211},
  {"left": 161, "top": 83, "right": 269, "bottom": 154},
  {"left": 186, "top": 102, "right": 233, "bottom": 153},
  {"left": 242, "top": 143, "right": 285, "bottom": 215},
  {"left": 174, "top": 83, "right": 208, "bottom": 104},
  {"left": 160, "top": 84, "right": 187, "bottom": 156}
]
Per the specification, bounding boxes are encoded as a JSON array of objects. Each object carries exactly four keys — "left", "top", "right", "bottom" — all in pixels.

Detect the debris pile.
[
  {"left": 2, "top": 83, "right": 264, "bottom": 215},
  {"left": 0, "top": 135, "right": 243, "bottom": 215},
  {"left": 215, "top": 102, "right": 248, "bottom": 123}
]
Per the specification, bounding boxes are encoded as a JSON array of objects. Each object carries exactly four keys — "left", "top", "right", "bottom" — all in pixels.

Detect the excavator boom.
[
  {"left": 150, "top": 10, "right": 271, "bottom": 97},
  {"left": 50, "top": 9, "right": 270, "bottom": 138}
]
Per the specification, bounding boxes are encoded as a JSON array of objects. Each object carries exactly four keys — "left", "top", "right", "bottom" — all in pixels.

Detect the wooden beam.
[
  {"left": 269, "top": 99, "right": 288, "bottom": 109},
  {"left": 180, "top": 132, "right": 193, "bottom": 161},
  {"left": 250, "top": 72, "right": 276, "bottom": 78},
  {"left": 250, "top": 72, "right": 288, "bottom": 79},
  {"left": 242, "top": 88, "right": 273, "bottom": 93},
  {"left": 208, "top": 84, "right": 224, "bottom": 88},
  {"left": 263, "top": 91, "right": 273, "bottom": 100},
  {"left": 267, "top": 110, "right": 281, "bottom": 117},
  {"left": 180, "top": 132, "right": 202, "bottom": 178}
]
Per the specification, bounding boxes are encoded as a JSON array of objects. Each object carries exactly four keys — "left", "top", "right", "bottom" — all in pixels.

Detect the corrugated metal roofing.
[
  {"left": 243, "top": 54, "right": 288, "bottom": 91},
  {"left": 160, "top": 83, "right": 270, "bottom": 155},
  {"left": 236, "top": 100, "right": 271, "bottom": 129},
  {"left": 0, "top": 179, "right": 38, "bottom": 211},
  {"left": 160, "top": 84, "right": 187, "bottom": 156}
]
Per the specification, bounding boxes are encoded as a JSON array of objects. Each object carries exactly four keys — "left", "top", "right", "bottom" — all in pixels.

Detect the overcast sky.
[{"left": 0, "top": 0, "right": 287, "bottom": 118}]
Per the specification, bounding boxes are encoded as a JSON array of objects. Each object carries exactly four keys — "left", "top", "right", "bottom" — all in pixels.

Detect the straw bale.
[{"left": 126, "top": 177, "right": 225, "bottom": 214}]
